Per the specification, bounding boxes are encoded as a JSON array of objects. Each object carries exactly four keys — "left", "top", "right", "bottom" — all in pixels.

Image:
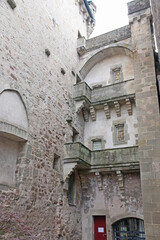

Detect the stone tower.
[{"left": 0, "top": 0, "right": 94, "bottom": 239}]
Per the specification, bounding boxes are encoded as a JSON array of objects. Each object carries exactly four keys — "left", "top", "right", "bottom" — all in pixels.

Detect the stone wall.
[
  {"left": 127, "top": 0, "right": 150, "bottom": 14},
  {"left": 84, "top": 55, "right": 134, "bottom": 87},
  {"left": 0, "top": 0, "right": 90, "bottom": 239},
  {"left": 128, "top": 0, "right": 160, "bottom": 239}
]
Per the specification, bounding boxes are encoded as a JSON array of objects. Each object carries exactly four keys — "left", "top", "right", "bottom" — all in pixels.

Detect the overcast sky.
[{"left": 91, "top": 0, "right": 132, "bottom": 37}]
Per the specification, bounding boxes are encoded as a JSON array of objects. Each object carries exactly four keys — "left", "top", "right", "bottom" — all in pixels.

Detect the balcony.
[
  {"left": 73, "top": 82, "right": 92, "bottom": 103},
  {"left": 91, "top": 146, "right": 139, "bottom": 171},
  {"left": 73, "top": 79, "right": 135, "bottom": 105},
  {"left": 63, "top": 142, "right": 139, "bottom": 179}
]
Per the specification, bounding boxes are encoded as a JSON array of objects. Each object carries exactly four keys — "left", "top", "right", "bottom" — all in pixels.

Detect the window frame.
[
  {"left": 112, "top": 120, "right": 129, "bottom": 146},
  {"left": 110, "top": 64, "right": 123, "bottom": 83},
  {"left": 92, "top": 139, "right": 102, "bottom": 151},
  {"left": 67, "top": 172, "right": 76, "bottom": 206}
]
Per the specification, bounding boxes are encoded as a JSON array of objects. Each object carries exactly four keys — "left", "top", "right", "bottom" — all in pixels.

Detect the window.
[
  {"left": 53, "top": 153, "right": 60, "bottom": 172},
  {"left": 67, "top": 173, "right": 75, "bottom": 205},
  {"left": 89, "top": 136, "right": 105, "bottom": 150},
  {"left": 113, "top": 68, "right": 121, "bottom": 81},
  {"left": 112, "top": 120, "right": 129, "bottom": 145},
  {"left": 111, "top": 65, "right": 123, "bottom": 83},
  {"left": 116, "top": 124, "right": 125, "bottom": 143},
  {"left": 113, "top": 218, "right": 145, "bottom": 240},
  {"left": 72, "top": 127, "right": 79, "bottom": 142},
  {"left": 92, "top": 140, "right": 102, "bottom": 151}
]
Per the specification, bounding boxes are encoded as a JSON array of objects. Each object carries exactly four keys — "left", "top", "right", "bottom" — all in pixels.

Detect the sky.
[{"left": 91, "top": 0, "right": 132, "bottom": 37}]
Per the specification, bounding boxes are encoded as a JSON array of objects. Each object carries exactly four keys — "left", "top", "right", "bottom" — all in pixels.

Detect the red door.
[{"left": 94, "top": 216, "right": 107, "bottom": 240}]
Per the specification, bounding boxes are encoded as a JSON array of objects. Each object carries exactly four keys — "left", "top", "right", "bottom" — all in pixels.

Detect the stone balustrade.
[
  {"left": 74, "top": 79, "right": 135, "bottom": 105},
  {"left": 63, "top": 142, "right": 139, "bottom": 179}
]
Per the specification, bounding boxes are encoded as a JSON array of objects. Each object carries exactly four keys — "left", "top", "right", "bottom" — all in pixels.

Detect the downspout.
[{"left": 84, "top": 0, "right": 94, "bottom": 20}]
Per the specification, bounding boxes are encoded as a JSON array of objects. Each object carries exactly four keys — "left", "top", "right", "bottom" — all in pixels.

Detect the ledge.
[
  {"left": 128, "top": 0, "right": 150, "bottom": 15},
  {"left": 0, "top": 121, "right": 28, "bottom": 141},
  {"left": 86, "top": 25, "right": 131, "bottom": 52}
]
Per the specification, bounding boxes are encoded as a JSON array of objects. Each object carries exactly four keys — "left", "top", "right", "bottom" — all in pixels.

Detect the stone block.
[{"left": 152, "top": 212, "right": 160, "bottom": 224}]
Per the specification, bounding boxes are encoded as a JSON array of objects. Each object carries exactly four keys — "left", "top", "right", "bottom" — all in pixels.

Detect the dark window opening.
[
  {"left": 53, "top": 153, "right": 60, "bottom": 172},
  {"left": 72, "top": 127, "right": 79, "bottom": 142},
  {"left": 61, "top": 68, "right": 66, "bottom": 75},
  {"left": 113, "top": 218, "right": 145, "bottom": 240},
  {"left": 78, "top": 31, "right": 82, "bottom": 38},
  {"left": 92, "top": 139, "right": 102, "bottom": 151},
  {"left": 76, "top": 74, "right": 82, "bottom": 83},
  {"left": 71, "top": 70, "right": 76, "bottom": 77},
  {"left": 67, "top": 173, "right": 75, "bottom": 205}
]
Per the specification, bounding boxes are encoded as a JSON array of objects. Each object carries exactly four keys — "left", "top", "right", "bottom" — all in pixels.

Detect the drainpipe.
[{"left": 84, "top": 0, "right": 94, "bottom": 20}]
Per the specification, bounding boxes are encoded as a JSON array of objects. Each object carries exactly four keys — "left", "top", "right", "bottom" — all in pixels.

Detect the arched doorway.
[{"left": 112, "top": 218, "right": 145, "bottom": 240}]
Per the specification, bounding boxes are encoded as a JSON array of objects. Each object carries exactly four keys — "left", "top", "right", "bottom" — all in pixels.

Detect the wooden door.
[{"left": 94, "top": 216, "right": 107, "bottom": 240}]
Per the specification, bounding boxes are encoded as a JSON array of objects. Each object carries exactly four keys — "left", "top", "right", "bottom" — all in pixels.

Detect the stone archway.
[{"left": 0, "top": 90, "right": 28, "bottom": 187}]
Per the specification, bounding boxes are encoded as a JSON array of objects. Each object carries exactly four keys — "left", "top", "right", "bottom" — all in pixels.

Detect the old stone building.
[{"left": 0, "top": 0, "right": 160, "bottom": 240}]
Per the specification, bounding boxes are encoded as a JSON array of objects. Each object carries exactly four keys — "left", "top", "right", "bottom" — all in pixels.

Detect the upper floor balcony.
[
  {"left": 74, "top": 79, "right": 135, "bottom": 106},
  {"left": 63, "top": 142, "right": 139, "bottom": 180}
]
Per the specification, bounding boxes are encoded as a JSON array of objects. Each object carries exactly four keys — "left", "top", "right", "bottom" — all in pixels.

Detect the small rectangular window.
[
  {"left": 53, "top": 153, "right": 60, "bottom": 172},
  {"left": 67, "top": 173, "right": 75, "bottom": 205},
  {"left": 113, "top": 68, "right": 121, "bottom": 82},
  {"left": 116, "top": 124, "right": 125, "bottom": 143},
  {"left": 72, "top": 127, "right": 79, "bottom": 142},
  {"left": 92, "top": 140, "right": 102, "bottom": 151},
  {"left": 111, "top": 65, "right": 123, "bottom": 83}
]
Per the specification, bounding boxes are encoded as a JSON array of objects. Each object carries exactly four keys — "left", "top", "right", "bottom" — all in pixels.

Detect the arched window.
[{"left": 113, "top": 218, "right": 145, "bottom": 240}]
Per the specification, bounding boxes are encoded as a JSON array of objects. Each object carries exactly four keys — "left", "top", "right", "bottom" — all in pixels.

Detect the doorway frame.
[{"left": 87, "top": 209, "right": 111, "bottom": 240}]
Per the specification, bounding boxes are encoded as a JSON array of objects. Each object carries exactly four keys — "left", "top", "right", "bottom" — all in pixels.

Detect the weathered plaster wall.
[
  {"left": 82, "top": 172, "right": 143, "bottom": 240},
  {"left": 0, "top": 90, "right": 28, "bottom": 129},
  {"left": 79, "top": 27, "right": 132, "bottom": 71},
  {"left": 84, "top": 55, "right": 134, "bottom": 87},
  {"left": 0, "top": 136, "right": 20, "bottom": 187},
  {"left": 84, "top": 104, "right": 138, "bottom": 149}
]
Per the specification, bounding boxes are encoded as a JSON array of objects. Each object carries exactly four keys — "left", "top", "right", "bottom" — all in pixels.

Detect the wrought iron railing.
[{"left": 113, "top": 230, "right": 145, "bottom": 240}]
